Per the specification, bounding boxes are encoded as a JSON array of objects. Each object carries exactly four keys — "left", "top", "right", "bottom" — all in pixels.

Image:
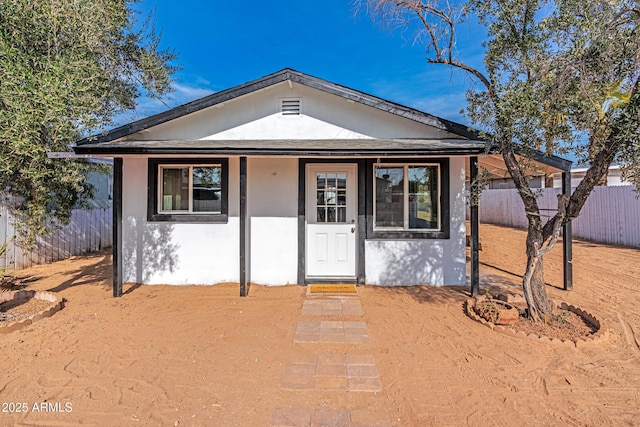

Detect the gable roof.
[{"left": 75, "top": 68, "right": 480, "bottom": 146}]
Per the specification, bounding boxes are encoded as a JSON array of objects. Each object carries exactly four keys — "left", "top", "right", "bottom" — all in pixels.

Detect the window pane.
[
  {"left": 162, "top": 168, "right": 189, "bottom": 211},
  {"left": 337, "top": 173, "right": 346, "bottom": 189},
  {"left": 408, "top": 166, "right": 438, "bottom": 229},
  {"left": 327, "top": 207, "right": 336, "bottom": 222},
  {"left": 327, "top": 173, "right": 336, "bottom": 188},
  {"left": 193, "top": 166, "right": 222, "bottom": 213},
  {"left": 325, "top": 191, "right": 336, "bottom": 205},
  {"left": 375, "top": 167, "right": 404, "bottom": 228}
]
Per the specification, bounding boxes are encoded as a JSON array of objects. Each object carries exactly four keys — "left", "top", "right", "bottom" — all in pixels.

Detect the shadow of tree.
[
  {"left": 0, "top": 296, "right": 30, "bottom": 314},
  {"left": 365, "top": 182, "right": 468, "bottom": 303},
  {"left": 1, "top": 276, "right": 29, "bottom": 291},
  {"left": 376, "top": 240, "right": 446, "bottom": 286},
  {"left": 471, "top": 259, "right": 565, "bottom": 291},
  {"left": 47, "top": 251, "right": 111, "bottom": 292},
  {"left": 123, "top": 218, "right": 179, "bottom": 284},
  {"left": 364, "top": 283, "right": 469, "bottom": 304}
]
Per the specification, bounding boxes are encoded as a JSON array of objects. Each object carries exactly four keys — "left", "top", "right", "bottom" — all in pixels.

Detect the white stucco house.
[{"left": 73, "top": 69, "right": 572, "bottom": 296}]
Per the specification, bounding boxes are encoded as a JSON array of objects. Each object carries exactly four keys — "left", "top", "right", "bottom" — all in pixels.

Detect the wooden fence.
[
  {"left": 0, "top": 207, "right": 112, "bottom": 270},
  {"left": 478, "top": 186, "right": 640, "bottom": 248}
]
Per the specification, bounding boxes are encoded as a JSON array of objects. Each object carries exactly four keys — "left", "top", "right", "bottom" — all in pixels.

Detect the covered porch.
[{"left": 468, "top": 152, "right": 573, "bottom": 296}]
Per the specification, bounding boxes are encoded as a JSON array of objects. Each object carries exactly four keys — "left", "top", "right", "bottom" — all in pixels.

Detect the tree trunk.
[
  {"left": 522, "top": 223, "right": 550, "bottom": 321},
  {"left": 499, "top": 138, "right": 554, "bottom": 320}
]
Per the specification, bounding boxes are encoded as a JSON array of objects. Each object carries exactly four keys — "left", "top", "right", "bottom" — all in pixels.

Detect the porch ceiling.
[{"left": 468, "top": 153, "right": 571, "bottom": 179}]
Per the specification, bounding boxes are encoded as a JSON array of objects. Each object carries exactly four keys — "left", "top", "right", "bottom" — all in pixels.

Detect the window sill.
[
  {"left": 366, "top": 230, "right": 450, "bottom": 240},
  {"left": 147, "top": 213, "right": 229, "bottom": 223}
]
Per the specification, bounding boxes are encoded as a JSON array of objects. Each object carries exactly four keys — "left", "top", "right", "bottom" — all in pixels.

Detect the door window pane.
[
  {"left": 316, "top": 172, "right": 348, "bottom": 223},
  {"left": 327, "top": 173, "right": 336, "bottom": 188},
  {"left": 325, "top": 191, "right": 336, "bottom": 205},
  {"left": 327, "top": 207, "right": 336, "bottom": 222},
  {"left": 408, "top": 166, "right": 438, "bottom": 229},
  {"left": 375, "top": 167, "right": 404, "bottom": 228}
]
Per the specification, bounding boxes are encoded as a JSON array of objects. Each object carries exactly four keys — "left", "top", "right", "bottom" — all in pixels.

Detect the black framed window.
[
  {"left": 374, "top": 164, "right": 440, "bottom": 231},
  {"left": 148, "top": 158, "right": 228, "bottom": 222},
  {"left": 366, "top": 158, "right": 449, "bottom": 239}
]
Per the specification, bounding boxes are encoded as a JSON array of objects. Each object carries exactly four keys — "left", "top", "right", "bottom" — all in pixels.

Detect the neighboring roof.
[
  {"left": 74, "top": 138, "right": 486, "bottom": 156},
  {"left": 74, "top": 68, "right": 480, "bottom": 146}
]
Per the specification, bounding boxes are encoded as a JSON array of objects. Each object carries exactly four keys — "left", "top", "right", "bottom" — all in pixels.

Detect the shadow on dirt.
[
  {"left": 363, "top": 284, "right": 469, "bottom": 305},
  {"left": 46, "top": 251, "right": 112, "bottom": 293}
]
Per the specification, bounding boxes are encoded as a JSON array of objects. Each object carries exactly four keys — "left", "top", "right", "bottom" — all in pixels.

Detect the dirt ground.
[{"left": 1, "top": 223, "right": 639, "bottom": 426}]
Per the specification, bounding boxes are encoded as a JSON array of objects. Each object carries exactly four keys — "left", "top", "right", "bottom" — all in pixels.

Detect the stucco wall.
[
  {"left": 364, "top": 157, "right": 468, "bottom": 286},
  {"left": 121, "top": 156, "right": 468, "bottom": 286},
  {"left": 121, "top": 156, "right": 240, "bottom": 285},
  {"left": 247, "top": 158, "right": 298, "bottom": 285}
]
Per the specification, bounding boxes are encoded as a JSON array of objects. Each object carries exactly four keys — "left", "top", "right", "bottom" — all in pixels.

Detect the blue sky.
[{"left": 121, "top": 0, "right": 488, "bottom": 127}]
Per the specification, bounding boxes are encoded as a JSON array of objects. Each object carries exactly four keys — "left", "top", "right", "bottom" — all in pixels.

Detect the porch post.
[
  {"left": 240, "top": 156, "right": 248, "bottom": 297},
  {"left": 112, "top": 157, "right": 123, "bottom": 297},
  {"left": 562, "top": 170, "right": 573, "bottom": 291},
  {"left": 470, "top": 156, "right": 480, "bottom": 297},
  {"left": 297, "top": 160, "right": 306, "bottom": 286}
]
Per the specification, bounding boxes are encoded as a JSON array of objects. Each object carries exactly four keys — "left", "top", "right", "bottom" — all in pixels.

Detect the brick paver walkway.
[
  {"left": 281, "top": 354, "right": 382, "bottom": 392},
  {"left": 302, "top": 299, "right": 363, "bottom": 317},
  {"left": 272, "top": 288, "right": 390, "bottom": 426},
  {"left": 293, "top": 320, "right": 369, "bottom": 343}
]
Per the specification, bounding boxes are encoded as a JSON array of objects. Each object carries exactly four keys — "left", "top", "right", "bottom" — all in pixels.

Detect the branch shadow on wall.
[
  {"left": 122, "top": 218, "right": 179, "bottom": 285},
  {"left": 369, "top": 187, "right": 468, "bottom": 304},
  {"left": 371, "top": 241, "right": 465, "bottom": 304}
]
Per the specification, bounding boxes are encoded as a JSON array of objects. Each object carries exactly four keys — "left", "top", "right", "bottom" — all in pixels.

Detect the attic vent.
[{"left": 281, "top": 98, "right": 301, "bottom": 116}]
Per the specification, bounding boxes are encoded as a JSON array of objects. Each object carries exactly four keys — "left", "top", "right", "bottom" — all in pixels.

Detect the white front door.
[{"left": 306, "top": 164, "right": 357, "bottom": 278}]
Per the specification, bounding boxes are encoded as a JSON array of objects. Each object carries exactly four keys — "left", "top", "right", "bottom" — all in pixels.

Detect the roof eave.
[{"left": 73, "top": 146, "right": 486, "bottom": 157}]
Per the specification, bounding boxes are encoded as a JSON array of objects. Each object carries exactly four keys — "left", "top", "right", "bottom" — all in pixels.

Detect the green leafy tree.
[
  {"left": 358, "top": 0, "right": 640, "bottom": 320},
  {"left": 0, "top": 0, "right": 177, "bottom": 247}
]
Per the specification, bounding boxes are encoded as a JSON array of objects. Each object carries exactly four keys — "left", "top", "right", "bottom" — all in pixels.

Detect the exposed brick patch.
[{"left": 465, "top": 298, "right": 609, "bottom": 346}]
